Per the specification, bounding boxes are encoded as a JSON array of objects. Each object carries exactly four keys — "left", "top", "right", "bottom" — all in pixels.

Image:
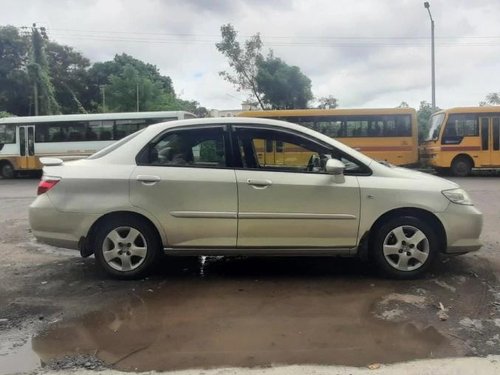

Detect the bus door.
[
  {"left": 491, "top": 117, "right": 500, "bottom": 166},
  {"left": 478, "top": 117, "right": 491, "bottom": 166},
  {"left": 17, "top": 125, "right": 37, "bottom": 170}
]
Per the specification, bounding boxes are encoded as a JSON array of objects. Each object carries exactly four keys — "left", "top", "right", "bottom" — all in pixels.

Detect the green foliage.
[
  {"left": 216, "top": 24, "right": 314, "bottom": 110},
  {"left": 175, "top": 99, "right": 208, "bottom": 117},
  {"left": 0, "top": 26, "right": 31, "bottom": 115},
  {"left": 46, "top": 42, "right": 90, "bottom": 113},
  {"left": 29, "top": 26, "right": 60, "bottom": 115},
  {"left": 417, "top": 101, "right": 440, "bottom": 143},
  {"left": 216, "top": 24, "right": 264, "bottom": 108},
  {"left": 89, "top": 54, "right": 182, "bottom": 113},
  {"left": 104, "top": 65, "right": 172, "bottom": 112},
  {"left": 256, "top": 53, "right": 313, "bottom": 109},
  {"left": 0, "top": 111, "right": 14, "bottom": 118},
  {"left": 317, "top": 95, "right": 339, "bottom": 109},
  {"left": 480, "top": 92, "right": 500, "bottom": 106},
  {"left": 398, "top": 101, "right": 410, "bottom": 108},
  {"left": 0, "top": 25, "right": 206, "bottom": 116}
]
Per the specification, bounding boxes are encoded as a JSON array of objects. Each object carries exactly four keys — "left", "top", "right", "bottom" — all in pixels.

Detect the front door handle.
[
  {"left": 136, "top": 175, "right": 161, "bottom": 185},
  {"left": 247, "top": 179, "right": 272, "bottom": 189}
]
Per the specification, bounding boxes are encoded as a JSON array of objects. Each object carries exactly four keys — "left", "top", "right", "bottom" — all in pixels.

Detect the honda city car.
[{"left": 29, "top": 118, "right": 482, "bottom": 279}]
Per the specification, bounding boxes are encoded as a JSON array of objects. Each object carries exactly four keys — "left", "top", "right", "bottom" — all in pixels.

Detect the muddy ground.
[{"left": 0, "top": 176, "right": 499, "bottom": 374}]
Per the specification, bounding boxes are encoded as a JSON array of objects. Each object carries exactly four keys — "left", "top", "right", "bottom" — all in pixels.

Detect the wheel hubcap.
[
  {"left": 102, "top": 226, "right": 147, "bottom": 272},
  {"left": 382, "top": 225, "right": 430, "bottom": 272}
]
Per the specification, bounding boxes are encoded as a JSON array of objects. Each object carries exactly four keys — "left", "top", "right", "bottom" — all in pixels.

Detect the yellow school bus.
[
  {"left": 238, "top": 108, "right": 418, "bottom": 166},
  {"left": 420, "top": 106, "right": 500, "bottom": 176}
]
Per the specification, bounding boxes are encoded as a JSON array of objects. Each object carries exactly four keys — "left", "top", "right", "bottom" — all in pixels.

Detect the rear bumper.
[
  {"left": 29, "top": 194, "right": 98, "bottom": 251},
  {"left": 436, "top": 203, "right": 483, "bottom": 254}
]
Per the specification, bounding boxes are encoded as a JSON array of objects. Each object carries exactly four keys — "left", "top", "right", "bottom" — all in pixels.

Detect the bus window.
[
  {"left": 442, "top": 114, "right": 478, "bottom": 144},
  {"left": 494, "top": 118, "right": 500, "bottom": 151},
  {"left": 115, "top": 119, "right": 149, "bottom": 139},
  {"left": 0, "top": 124, "right": 16, "bottom": 144},
  {"left": 67, "top": 122, "right": 86, "bottom": 142}
]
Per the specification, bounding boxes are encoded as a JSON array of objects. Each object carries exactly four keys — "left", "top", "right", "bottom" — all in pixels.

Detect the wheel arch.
[
  {"left": 362, "top": 207, "right": 447, "bottom": 257},
  {"left": 80, "top": 210, "right": 165, "bottom": 257},
  {"left": 452, "top": 153, "right": 475, "bottom": 168},
  {"left": 450, "top": 153, "right": 475, "bottom": 168}
]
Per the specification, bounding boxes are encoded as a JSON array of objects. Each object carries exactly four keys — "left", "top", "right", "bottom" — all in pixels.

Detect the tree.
[
  {"left": 480, "top": 92, "right": 500, "bottom": 106},
  {"left": 255, "top": 53, "right": 313, "bottom": 109},
  {"left": 216, "top": 24, "right": 264, "bottom": 109},
  {"left": 0, "top": 26, "right": 31, "bottom": 115},
  {"left": 104, "top": 64, "right": 178, "bottom": 112},
  {"left": 397, "top": 101, "right": 410, "bottom": 108},
  {"left": 416, "top": 100, "right": 439, "bottom": 143},
  {"left": 27, "top": 25, "right": 60, "bottom": 115},
  {"left": 176, "top": 98, "right": 208, "bottom": 117},
  {"left": 46, "top": 42, "right": 90, "bottom": 113},
  {"left": 87, "top": 53, "right": 178, "bottom": 113},
  {"left": 317, "top": 96, "right": 339, "bottom": 109}
]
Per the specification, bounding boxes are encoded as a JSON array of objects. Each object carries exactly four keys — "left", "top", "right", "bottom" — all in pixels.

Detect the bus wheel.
[
  {"left": 451, "top": 157, "right": 472, "bottom": 177},
  {"left": 0, "top": 162, "right": 14, "bottom": 179}
]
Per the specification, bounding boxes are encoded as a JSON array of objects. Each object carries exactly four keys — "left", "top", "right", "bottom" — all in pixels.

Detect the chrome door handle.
[
  {"left": 136, "top": 175, "right": 161, "bottom": 185},
  {"left": 247, "top": 179, "right": 272, "bottom": 188}
]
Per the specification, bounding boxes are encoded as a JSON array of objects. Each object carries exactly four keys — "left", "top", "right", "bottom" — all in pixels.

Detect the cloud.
[{"left": 1, "top": 0, "right": 500, "bottom": 110}]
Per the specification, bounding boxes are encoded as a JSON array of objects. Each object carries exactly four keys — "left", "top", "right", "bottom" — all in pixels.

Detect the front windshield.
[{"left": 426, "top": 113, "right": 445, "bottom": 141}]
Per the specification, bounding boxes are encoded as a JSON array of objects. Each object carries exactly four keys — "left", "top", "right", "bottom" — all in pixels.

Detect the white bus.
[{"left": 0, "top": 111, "right": 195, "bottom": 178}]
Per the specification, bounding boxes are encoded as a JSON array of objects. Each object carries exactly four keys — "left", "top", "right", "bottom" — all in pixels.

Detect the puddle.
[
  {"left": 0, "top": 332, "right": 39, "bottom": 375},
  {"left": 30, "top": 257, "right": 456, "bottom": 372}
]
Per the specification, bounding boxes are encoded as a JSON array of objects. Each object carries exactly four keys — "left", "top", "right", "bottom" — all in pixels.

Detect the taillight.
[{"left": 37, "top": 178, "right": 60, "bottom": 195}]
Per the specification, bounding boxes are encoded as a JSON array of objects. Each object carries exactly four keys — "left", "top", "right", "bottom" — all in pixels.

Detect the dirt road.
[{"left": 0, "top": 176, "right": 499, "bottom": 374}]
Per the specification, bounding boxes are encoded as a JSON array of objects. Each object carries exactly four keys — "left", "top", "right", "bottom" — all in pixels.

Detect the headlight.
[{"left": 442, "top": 188, "right": 473, "bottom": 205}]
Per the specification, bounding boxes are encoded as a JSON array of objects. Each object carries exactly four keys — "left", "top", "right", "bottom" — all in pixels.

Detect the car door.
[
  {"left": 130, "top": 125, "right": 238, "bottom": 247},
  {"left": 233, "top": 125, "right": 362, "bottom": 248}
]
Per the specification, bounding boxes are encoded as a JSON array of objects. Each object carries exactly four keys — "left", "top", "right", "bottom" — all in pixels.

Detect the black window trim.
[{"left": 229, "top": 123, "right": 372, "bottom": 176}]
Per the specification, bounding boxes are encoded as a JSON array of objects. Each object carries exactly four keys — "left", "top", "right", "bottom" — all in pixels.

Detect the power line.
[
  {"left": 18, "top": 25, "right": 500, "bottom": 48},
  {"left": 42, "top": 26, "right": 500, "bottom": 40}
]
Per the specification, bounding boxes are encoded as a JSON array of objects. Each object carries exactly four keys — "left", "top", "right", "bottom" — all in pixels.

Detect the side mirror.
[{"left": 325, "top": 159, "right": 345, "bottom": 175}]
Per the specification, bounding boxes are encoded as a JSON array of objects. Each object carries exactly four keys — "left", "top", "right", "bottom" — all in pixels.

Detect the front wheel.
[
  {"left": 0, "top": 162, "right": 15, "bottom": 179},
  {"left": 451, "top": 157, "right": 472, "bottom": 177},
  {"left": 93, "top": 216, "right": 162, "bottom": 279},
  {"left": 372, "top": 216, "right": 438, "bottom": 279}
]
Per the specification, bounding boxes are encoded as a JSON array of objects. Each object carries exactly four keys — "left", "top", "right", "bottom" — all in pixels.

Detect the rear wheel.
[
  {"left": 93, "top": 215, "right": 162, "bottom": 279},
  {"left": 372, "top": 216, "right": 438, "bottom": 279},
  {"left": 451, "top": 157, "right": 472, "bottom": 177},
  {"left": 0, "top": 162, "right": 14, "bottom": 179}
]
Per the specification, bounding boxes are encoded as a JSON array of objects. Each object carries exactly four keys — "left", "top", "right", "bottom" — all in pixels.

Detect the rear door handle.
[
  {"left": 247, "top": 179, "right": 272, "bottom": 189},
  {"left": 136, "top": 175, "right": 161, "bottom": 185}
]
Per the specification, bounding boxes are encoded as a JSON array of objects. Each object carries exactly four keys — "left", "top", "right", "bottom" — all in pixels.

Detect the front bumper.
[
  {"left": 435, "top": 203, "right": 483, "bottom": 254},
  {"left": 29, "top": 194, "right": 99, "bottom": 251}
]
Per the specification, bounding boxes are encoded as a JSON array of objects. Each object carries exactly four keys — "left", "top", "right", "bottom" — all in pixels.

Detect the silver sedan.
[{"left": 29, "top": 118, "right": 482, "bottom": 279}]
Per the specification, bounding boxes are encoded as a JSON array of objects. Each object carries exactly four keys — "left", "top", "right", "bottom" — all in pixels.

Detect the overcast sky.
[{"left": 2, "top": 0, "right": 500, "bottom": 110}]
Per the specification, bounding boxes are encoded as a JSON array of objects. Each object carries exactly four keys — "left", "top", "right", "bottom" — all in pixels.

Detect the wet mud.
[{"left": 32, "top": 257, "right": 456, "bottom": 372}]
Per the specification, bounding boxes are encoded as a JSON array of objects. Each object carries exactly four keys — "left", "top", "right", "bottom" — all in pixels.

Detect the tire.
[
  {"left": 372, "top": 216, "right": 438, "bottom": 279},
  {"left": 451, "top": 157, "right": 472, "bottom": 177},
  {"left": 0, "top": 162, "right": 14, "bottom": 179},
  {"left": 93, "top": 215, "right": 162, "bottom": 279}
]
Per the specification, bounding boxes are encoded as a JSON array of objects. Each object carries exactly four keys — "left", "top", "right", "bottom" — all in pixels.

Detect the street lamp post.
[{"left": 424, "top": 2, "right": 436, "bottom": 109}]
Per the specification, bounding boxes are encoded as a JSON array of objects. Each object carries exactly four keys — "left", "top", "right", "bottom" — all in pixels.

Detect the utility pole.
[
  {"left": 33, "top": 76, "right": 39, "bottom": 116},
  {"left": 136, "top": 82, "right": 140, "bottom": 112},
  {"left": 424, "top": 2, "right": 436, "bottom": 109},
  {"left": 100, "top": 85, "right": 106, "bottom": 112}
]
